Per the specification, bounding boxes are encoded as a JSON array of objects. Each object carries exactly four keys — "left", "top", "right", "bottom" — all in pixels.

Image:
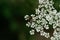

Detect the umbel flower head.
[{"left": 24, "top": 0, "right": 60, "bottom": 40}]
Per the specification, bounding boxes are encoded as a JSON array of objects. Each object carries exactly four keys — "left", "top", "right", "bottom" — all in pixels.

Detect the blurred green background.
[{"left": 0, "top": 0, "right": 60, "bottom": 40}]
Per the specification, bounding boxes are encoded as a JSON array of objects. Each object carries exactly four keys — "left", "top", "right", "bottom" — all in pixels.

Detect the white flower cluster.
[{"left": 24, "top": 0, "right": 60, "bottom": 40}]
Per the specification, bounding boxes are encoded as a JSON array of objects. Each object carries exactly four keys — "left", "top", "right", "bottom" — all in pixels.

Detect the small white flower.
[
  {"left": 24, "top": 15, "right": 29, "bottom": 20},
  {"left": 45, "top": 4, "right": 48, "bottom": 8},
  {"left": 36, "top": 20, "right": 41, "bottom": 24},
  {"left": 35, "top": 27, "right": 41, "bottom": 32},
  {"left": 46, "top": 15, "right": 52, "bottom": 21},
  {"left": 31, "top": 22, "right": 37, "bottom": 28},
  {"left": 31, "top": 14, "right": 35, "bottom": 17},
  {"left": 53, "top": 24, "right": 57, "bottom": 29},
  {"left": 40, "top": 31, "right": 45, "bottom": 36},
  {"left": 30, "top": 29, "right": 35, "bottom": 35},
  {"left": 42, "top": 18, "right": 47, "bottom": 24},
  {"left": 26, "top": 22, "right": 31, "bottom": 27},
  {"left": 45, "top": 26, "right": 49, "bottom": 29},
  {"left": 41, "top": 8, "right": 45, "bottom": 12},
  {"left": 50, "top": 37, "right": 55, "bottom": 40},
  {"left": 45, "top": 33, "right": 50, "bottom": 38},
  {"left": 39, "top": 0, "right": 44, "bottom": 4},
  {"left": 38, "top": 15, "right": 42, "bottom": 19},
  {"left": 56, "top": 28, "right": 60, "bottom": 31},
  {"left": 35, "top": 9, "right": 40, "bottom": 14},
  {"left": 53, "top": 10, "right": 57, "bottom": 14},
  {"left": 49, "top": 0, "right": 54, "bottom": 4},
  {"left": 56, "top": 12, "right": 60, "bottom": 18},
  {"left": 26, "top": 23, "right": 29, "bottom": 27}
]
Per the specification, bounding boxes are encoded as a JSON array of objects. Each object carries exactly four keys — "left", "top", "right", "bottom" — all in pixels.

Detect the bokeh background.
[{"left": 0, "top": 0, "right": 60, "bottom": 40}]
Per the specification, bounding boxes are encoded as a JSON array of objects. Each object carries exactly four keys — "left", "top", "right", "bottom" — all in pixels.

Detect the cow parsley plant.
[{"left": 24, "top": 0, "right": 60, "bottom": 40}]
